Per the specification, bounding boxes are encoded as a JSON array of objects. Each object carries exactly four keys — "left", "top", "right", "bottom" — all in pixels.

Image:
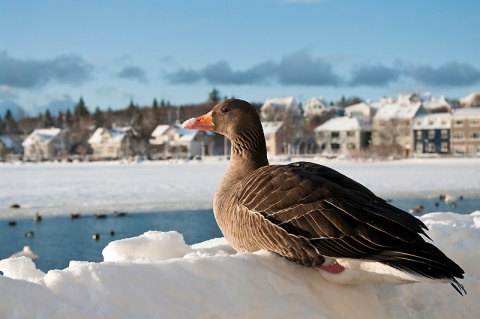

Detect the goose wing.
[{"left": 236, "top": 162, "right": 464, "bottom": 290}]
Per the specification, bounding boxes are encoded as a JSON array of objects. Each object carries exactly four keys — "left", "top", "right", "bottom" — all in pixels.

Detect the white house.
[
  {"left": 260, "top": 97, "right": 302, "bottom": 121},
  {"left": 22, "top": 128, "right": 64, "bottom": 161},
  {"left": 304, "top": 97, "right": 328, "bottom": 118},
  {"left": 88, "top": 126, "right": 135, "bottom": 160},
  {"left": 314, "top": 117, "right": 371, "bottom": 157},
  {"left": 150, "top": 124, "right": 214, "bottom": 159}
]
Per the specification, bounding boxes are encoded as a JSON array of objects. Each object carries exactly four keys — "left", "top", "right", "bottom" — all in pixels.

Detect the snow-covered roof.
[
  {"left": 453, "top": 107, "right": 480, "bottom": 117},
  {"left": 314, "top": 116, "right": 370, "bottom": 132},
  {"left": 0, "top": 135, "right": 15, "bottom": 149},
  {"left": 459, "top": 92, "right": 480, "bottom": 107},
  {"left": 150, "top": 124, "right": 208, "bottom": 143},
  {"left": 423, "top": 96, "right": 451, "bottom": 111},
  {"left": 261, "top": 96, "right": 302, "bottom": 115},
  {"left": 413, "top": 113, "right": 452, "bottom": 130},
  {"left": 261, "top": 121, "right": 283, "bottom": 134},
  {"left": 374, "top": 102, "right": 424, "bottom": 120},
  {"left": 261, "top": 97, "right": 296, "bottom": 110},
  {"left": 88, "top": 127, "right": 131, "bottom": 144},
  {"left": 151, "top": 125, "right": 172, "bottom": 137},
  {"left": 22, "top": 128, "right": 62, "bottom": 147}
]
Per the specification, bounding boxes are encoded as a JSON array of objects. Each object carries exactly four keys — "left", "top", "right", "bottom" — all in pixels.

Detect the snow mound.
[{"left": 0, "top": 212, "right": 479, "bottom": 319}]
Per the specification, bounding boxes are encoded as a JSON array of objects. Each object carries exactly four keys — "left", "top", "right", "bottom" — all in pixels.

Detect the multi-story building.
[
  {"left": 413, "top": 113, "right": 451, "bottom": 155},
  {"left": 371, "top": 101, "right": 426, "bottom": 157},
  {"left": 451, "top": 108, "right": 480, "bottom": 156}
]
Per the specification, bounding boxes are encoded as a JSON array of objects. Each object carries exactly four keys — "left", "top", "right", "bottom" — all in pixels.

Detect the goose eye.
[{"left": 221, "top": 107, "right": 229, "bottom": 113}]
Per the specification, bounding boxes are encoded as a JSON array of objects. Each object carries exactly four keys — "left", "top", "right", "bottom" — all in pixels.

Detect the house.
[
  {"left": 260, "top": 96, "right": 302, "bottom": 122},
  {"left": 149, "top": 124, "right": 214, "bottom": 159},
  {"left": 304, "top": 97, "right": 329, "bottom": 118},
  {"left": 413, "top": 113, "right": 452, "bottom": 155},
  {"left": 314, "top": 116, "right": 371, "bottom": 157},
  {"left": 260, "top": 97, "right": 305, "bottom": 154},
  {"left": 344, "top": 102, "right": 377, "bottom": 123},
  {"left": 0, "top": 135, "right": 22, "bottom": 161},
  {"left": 22, "top": 128, "right": 64, "bottom": 161},
  {"left": 450, "top": 108, "right": 480, "bottom": 156},
  {"left": 262, "top": 121, "right": 285, "bottom": 156},
  {"left": 88, "top": 126, "right": 136, "bottom": 160},
  {"left": 371, "top": 101, "right": 426, "bottom": 157}
]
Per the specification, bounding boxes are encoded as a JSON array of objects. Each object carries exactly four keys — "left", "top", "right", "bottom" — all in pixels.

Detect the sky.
[{"left": 1, "top": 0, "right": 480, "bottom": 117}]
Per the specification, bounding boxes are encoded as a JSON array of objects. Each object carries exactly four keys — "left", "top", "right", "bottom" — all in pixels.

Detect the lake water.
[{"left": 1, "top": 196, "right": 479, "bottom": 273}]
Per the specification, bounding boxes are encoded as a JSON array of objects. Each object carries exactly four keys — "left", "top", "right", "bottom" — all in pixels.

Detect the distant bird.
[
  {"left": 445, "top": 193, "right": 457, "bottom": 204},
  {"left": 70, "top": 213, "right": 81, "bottom": 219},
  {"left": 25, "top": 231, "right": 34, "bottom": 238},
  {"left": 408, "top": 204, "right": 424, "bottom": 214},
  {"left": 110, "top": 230, "right": 115, "bottom": 236},
  {"left": 10, "top": 204, "right": 20, "bottom": 209},
  {"left": 92, "top": 233, "right": 100, "bottom": 240},
  {"left": 33, "top": 212, "right": 42, "bottom": 223},
  {"left": 93, "top": 214, "right": 108, "bottom": 219},
  {"left": 113, "top": 211, "right": 128, "bottom": 217},
  {"left": 11, "top": 246, "right": 39, "bottom": 261},
  {"left": 7, "top": 221, "right": 16, "bottom": 226},
  {"left": 183, "top": 99, "right": 466, "bottom": 295}
]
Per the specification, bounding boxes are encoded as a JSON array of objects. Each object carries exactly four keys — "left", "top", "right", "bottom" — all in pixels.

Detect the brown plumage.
[{"left": 183, "top": 99, "right": 466, "bottom": 295}]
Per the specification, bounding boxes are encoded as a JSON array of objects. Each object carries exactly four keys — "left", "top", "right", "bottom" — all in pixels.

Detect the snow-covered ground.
[{"left": 1, "top": 157, "right": 479, "bottom": 318}]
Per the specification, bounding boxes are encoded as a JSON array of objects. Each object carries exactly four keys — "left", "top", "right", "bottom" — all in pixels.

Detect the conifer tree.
[{"left": 44, "top": 109, "right": 54, "bottom": 128}]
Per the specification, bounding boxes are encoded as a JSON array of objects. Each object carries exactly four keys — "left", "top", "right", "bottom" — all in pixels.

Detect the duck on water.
[{"left": 183, "top": 99, "right": 466, "bottom": 295}]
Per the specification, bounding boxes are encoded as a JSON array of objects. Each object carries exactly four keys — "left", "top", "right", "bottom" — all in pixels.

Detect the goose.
[{"left": 183, "top": 99, "right": 466, "bottom": 295}]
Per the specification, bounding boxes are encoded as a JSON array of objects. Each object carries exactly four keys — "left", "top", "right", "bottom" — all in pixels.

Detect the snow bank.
[{"left": 1, "top": 213, "right": 479, "bottom": 319}]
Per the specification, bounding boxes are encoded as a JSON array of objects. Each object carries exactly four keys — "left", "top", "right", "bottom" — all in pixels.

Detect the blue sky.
[{"left": 1, "top": 0, "right": 480, "bottom": 117}]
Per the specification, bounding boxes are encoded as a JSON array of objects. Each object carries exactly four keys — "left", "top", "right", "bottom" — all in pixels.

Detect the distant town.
[{"left": 1, "top": 90, "right": 480, "bottom": 162}]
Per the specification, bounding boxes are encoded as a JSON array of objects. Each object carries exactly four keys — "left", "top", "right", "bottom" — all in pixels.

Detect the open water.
[{"left": 1, "top": 196, "right": 479, "bottom": 272}]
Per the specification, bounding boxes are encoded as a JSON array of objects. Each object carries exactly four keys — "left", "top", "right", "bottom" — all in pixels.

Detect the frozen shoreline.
[{"left": 1, "top": 157, "right": 479, "bottom": 219}]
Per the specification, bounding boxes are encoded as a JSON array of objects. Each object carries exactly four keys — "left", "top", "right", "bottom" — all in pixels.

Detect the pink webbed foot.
[{"left": 315, "top": 261, "right": 345, "bottom": 274}]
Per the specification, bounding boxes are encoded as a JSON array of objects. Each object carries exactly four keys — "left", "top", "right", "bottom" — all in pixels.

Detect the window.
[
  {"left": 469, "top": 132, "right": 480, "bottom": 140},
  {"left": 415, "top": 143, "right": 423, "bottom": 153},
  {"left": 441, "top": 130, "right": 448, "bottom": 139},
  {"left": 346, "top": 131, "right": 355, "bottom": 137},
  {"left": 427, "top": 142, "right": 435, "bottom": 153},
  {"left": 331, "top": 132, "right": 340, "bottom": 138},
  {"left": 347, "top": 143, "right": 356, "bottom": 149},
  {"left": 428, "top": 130, "right": 435, "bottom": 139},
  {"left": 452, "top": 132, "right": 464, "bottom": 140},
  {"left": 416, "top": 131, "right": 423, "bottom": 139},
  {"left": 441, "top": 142, "right": 449, "bottom": 153},
  {"left": 469, "top": 118, "right": 480, "bottom": 127},
  {"left": 331, "top": 143, "right": 340, "bottom": 150},
  {"left": 454, "top": 119, "right": 464, "bottom": 127}
]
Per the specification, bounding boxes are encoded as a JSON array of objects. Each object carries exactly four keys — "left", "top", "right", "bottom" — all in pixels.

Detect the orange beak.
[{"left": 182, "top": 111, "right": 214, "bottom": 131}]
